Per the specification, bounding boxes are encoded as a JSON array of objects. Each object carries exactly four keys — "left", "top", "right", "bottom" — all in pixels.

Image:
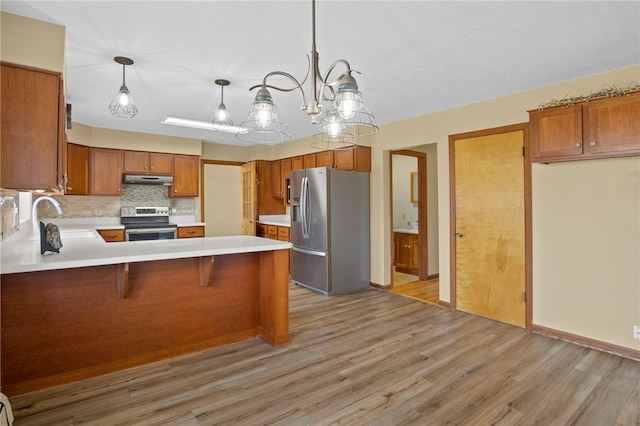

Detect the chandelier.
[{"left": 237, "top": 0, "right": 378, "bottom": 149}]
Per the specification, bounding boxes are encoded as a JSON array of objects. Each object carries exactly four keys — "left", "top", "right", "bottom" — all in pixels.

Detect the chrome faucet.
[{"left": 31, "top": 196, "right": 63, "bottom": 239}]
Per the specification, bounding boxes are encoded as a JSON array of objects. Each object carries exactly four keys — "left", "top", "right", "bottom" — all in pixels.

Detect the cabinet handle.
[
  {"left": 574, "top": 142, "right": 582, "bottom": 148},
  {"left": 67, "top": 186, "right": 72, "bottom": 190},
  {"left": 150, "top": 166, "right": 154, "bottom": 170},
  {"left": 455, "top": 232, "right": 464, "bottom": 238},
  {"left": 590, "top": 140, "right": 597, "bottom": 147}
]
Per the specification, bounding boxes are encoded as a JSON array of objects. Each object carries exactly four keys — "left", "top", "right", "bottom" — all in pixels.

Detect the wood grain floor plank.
[{"left": 8, "top": 283, "right": 640, "bottom": 425}]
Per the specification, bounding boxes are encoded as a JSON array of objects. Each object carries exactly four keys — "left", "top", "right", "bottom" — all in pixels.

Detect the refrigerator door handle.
[
  {"left": 301, "top": 176, "right": 310, "bottom": 239},
  {"left": 292, "top": 246, "right": 326, "bottom": 257}
]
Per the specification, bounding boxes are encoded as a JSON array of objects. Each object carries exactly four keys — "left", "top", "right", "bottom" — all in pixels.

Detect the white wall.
[
  {"left": 203, "top": 164, "right": 241, "bottom": 237},
  {"left": 532, "top": 157, "right": 640, "bottom": 350},
  {"left": 392, "top": 155, "right": 418, "bottom": 229}
]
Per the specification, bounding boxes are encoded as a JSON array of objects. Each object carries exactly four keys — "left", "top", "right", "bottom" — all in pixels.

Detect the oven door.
[{"left": 125, "top": 227, "right": 177, "bottom": 241}]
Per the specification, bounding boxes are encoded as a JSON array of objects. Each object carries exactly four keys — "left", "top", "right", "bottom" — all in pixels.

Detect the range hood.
[{"left": 123, "top": 174, "right": 173, "bottom": 186}]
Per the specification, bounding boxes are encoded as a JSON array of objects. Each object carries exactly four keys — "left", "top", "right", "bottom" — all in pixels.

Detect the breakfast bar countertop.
[{"left": 1, "top": 230, "right": 291, "bottom": 275}]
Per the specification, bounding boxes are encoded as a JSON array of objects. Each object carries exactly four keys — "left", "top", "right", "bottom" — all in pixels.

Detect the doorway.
[
  {"left": 201, "top": 160, "right": 245, "bottom": 237},
  {"left": 390, "top": 147, "right": 439, "bottom": 304},
  {"left": 449, "top": 123, "right": 531, "bottom": 328}
]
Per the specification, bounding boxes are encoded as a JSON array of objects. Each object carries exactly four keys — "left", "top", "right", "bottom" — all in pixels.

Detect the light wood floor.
[
  {"left": 391, "top": 270, "right": 439, "bottom": 305},
  {"left": 9, "top": 283, "right": 640, "bottom": 425}
]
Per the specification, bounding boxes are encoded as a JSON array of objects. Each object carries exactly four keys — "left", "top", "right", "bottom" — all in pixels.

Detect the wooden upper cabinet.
[
  {"left": 335, "top": 146, "right": 371, "bottom": 172},
  {"left": 170, "top": 154, "right": 199, "bottom": 197},
  {"left": 585, "top": 92, "right": 640, "bottom": 156},
  {"left": 291, "top": 156, "right": 304, "bottom": 170},
  {"left": 315, "top": 151, "right": 334, "bottom": 168},
  {"left": 66, "top": 143, "right": 89, "bottom": 195},
  {"left": 303, "top": 153, "right": 316, "bottom": 169},
  {"left": 529, "top": 92, "right": 640, "bottom": 162},
  {"left": 529, "top": 105, "right": 584, "bottom": 162},
  {"left": 90, "top": 148, "right": 124, "bottom": 195},
  {"left": 271, "top": 159, "right": 283, "bottom": 198},
  {"left": 124, "top": 150, "right": 173, "bottom": 174},
  {"left": 1, "top": 63, "right": 65, "bottom": 190}
]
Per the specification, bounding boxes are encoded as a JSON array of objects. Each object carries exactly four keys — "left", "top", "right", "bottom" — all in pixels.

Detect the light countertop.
[
  {"left": 393, "top": 228, "right": 419, "bottom": 234},
  {"left": 258, "top": 215, "right": 291, "bottom": 227},
  {"left": 1, "top": 226, "right": 291, "bottom": 275}
]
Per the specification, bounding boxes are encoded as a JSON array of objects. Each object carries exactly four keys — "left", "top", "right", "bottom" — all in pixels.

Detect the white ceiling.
[{"left": 3, "top": 1, "right": 639, "bottom": 147}]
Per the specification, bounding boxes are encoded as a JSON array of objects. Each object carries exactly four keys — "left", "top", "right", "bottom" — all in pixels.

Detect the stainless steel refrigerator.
[{"left": 290, "top": 167, "right": 370, "bottom": 295}]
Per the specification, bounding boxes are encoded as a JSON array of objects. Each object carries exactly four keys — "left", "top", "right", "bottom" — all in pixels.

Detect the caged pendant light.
[
  {"left": 212, "top": 79, "right": 233, "bottom": 127},
  {"left": 109, "top": 56, "right": 138, "bottom": 118},
  {"left": 237, "top": 0, "right": 378, "bottom": 148}
]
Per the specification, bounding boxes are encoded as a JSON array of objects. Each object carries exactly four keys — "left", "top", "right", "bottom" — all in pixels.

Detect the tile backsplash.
[{"left": 37, "top": 185, "right": 196, "bottom": 218}]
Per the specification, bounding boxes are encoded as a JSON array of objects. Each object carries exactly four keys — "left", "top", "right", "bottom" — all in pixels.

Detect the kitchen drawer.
[
  {"left": 277, "top": 226, "right": 290, "bottom": 240},
  {"left": 267, "top": 225, "right": 278, "bottom": 239},
  {"left": 177, "top": 226, "right": 204, "bottom": 238},
  {"left": 98, "top": 229, "right": 125, "bottom": 242},
  {"left": 256, "top": 223, "right": 268, "bottom": 238}
]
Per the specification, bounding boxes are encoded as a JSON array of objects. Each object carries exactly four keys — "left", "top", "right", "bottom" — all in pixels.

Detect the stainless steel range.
[{"left": 120, "top": 206, "right": 177, "bottom": 241}]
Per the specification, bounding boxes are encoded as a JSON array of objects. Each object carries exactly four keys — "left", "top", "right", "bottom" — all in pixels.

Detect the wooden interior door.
[
  {"left": 241, "top": 162, "right": 257, "bottom": 235},
  {"left": 451, "top": 126, "right": 526, "bottom": 327}
]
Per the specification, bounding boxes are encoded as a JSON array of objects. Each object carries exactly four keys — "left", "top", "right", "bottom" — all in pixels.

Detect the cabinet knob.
[
  {"left": 590, "top": 140, "right": 597, "bottom": 147},
  {"left": 67, "top": 186, "right": 72, "bottom": 190},
  {"left": 455, "top": 232, "right": 464, "bottom": 238},
  {"left": 574, "top": 142, "right": 582, "bottom": 148},
  {"left": 174, "top": 189, "right": 177, "bottom": 192}
]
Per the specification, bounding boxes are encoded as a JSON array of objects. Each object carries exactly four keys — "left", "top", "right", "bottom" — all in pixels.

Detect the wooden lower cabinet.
[
  {"left": 97, "top": 229, "right": 125, "bottom": 242},
  {"left": 394, "top": 232, "right": 419, "bottom": 275},
  {"left": 178, "top": 225, "right": 204, "bottom": 238}
]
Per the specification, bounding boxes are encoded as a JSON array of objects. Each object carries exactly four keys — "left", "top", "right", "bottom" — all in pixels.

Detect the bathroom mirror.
[{"left": 410, "top": 171, "right": 418, "bottom": 203}]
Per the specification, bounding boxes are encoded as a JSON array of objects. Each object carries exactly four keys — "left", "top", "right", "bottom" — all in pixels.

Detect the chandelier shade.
[
  {"left": 237, "top": 87, "right": 290, "bottom": 144},
  {"left": 109, "top": 56, "right": 138, "bottom": 118},
  {"left": 238, "top": 0, "right": 377, "bottom": 147}
]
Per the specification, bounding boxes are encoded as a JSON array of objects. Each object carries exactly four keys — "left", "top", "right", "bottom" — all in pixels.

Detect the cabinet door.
[
  {"left": 271, "top": 159, "right": 283, "bottom": 197},
  {"left": 529, "top": 105, "right": 583, "bottom": 162},
  {"left": 90, "top": 148, "right": 123, "bottom": 195},
  {"left": 1, "top": 63, "right": 61, "bottom": 190},
  {"left": 408, "top": 234, "right": 419, "bottom": 271},
  {"left": 171, "top": 155, "right": 199, "bottom": 197},
  {"left": 303, "top": 153, "right": 316, "bottom": 169},
  {"left": 66, "top": 143, "right": 89, "bottom": 195},
  {"left": 149, "top": 153, "right": 173, "bottom": 174},
  {"left": 124, "top": 150, "right": 149, "bottom": 173},
  {"left": 291, "top": 156, "right": 304, "bottom": 170},
  {"left": 315, "top": 151, "right": 334, "bottom": 168},
  {"left": 394, "top": 233, "right": 408, "bottom": 269},
  {"left": 585, "top": 92, "right": 640, "bottom": 156},
  {"left": 334, "top": 146, "right": 371, "bottom": 171}
]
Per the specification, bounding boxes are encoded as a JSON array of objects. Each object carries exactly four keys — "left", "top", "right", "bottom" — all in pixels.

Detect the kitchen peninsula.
[{"left": 1, "top": 232, "right": 291, "bottom": 396}]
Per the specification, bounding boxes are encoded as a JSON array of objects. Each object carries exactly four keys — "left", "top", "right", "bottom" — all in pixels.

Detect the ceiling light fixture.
[
  {"left": 109, "top": 56, "right": 138, "bottom": 118},
  {"left": 212, "top": 79, "right": 233, "bottom": 127},
  {"left": 237, "top": 0, "right": 378, "bottom": 148},
  {"left": 160, "top": 79, "right": 247, "bottom": 134},
  {"left": 160, "top": 116, "right": 248, "bottom": 134}
]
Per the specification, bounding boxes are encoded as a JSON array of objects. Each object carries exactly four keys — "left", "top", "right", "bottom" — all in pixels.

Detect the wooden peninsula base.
[{"left": 1, "top": 249, "right": 289, "bottom": 396}]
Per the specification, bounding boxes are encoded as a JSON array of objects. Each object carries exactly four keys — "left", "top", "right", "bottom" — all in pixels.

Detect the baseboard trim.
[
  {"left": 437, "top": 300, "right": 451, "bottom": 308},
  {"left": 428, "top": 273, "right": 440, "bottom": 280},
  {"left": 369, "top": 282, "right": 391, "bottom": 291},
  {"left": 532, "top": 324, "right": 640, "bottom": 362}
]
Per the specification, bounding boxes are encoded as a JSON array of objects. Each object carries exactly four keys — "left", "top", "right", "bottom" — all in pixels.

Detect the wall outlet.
[
  {"left": 634, "top": 325, "right": 640, "bottom": 340},
  {"left": 95, "top": 209, "right": 101, "bottom": 216}
]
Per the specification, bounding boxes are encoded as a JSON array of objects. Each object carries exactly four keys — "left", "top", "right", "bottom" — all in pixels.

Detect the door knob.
[{"left": 455, "top": 232, "right": 464, "bottom": 238}]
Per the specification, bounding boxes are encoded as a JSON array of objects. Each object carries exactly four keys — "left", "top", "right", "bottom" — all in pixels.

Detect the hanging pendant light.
[
  {"left": 238, "top": 0, "right": 377, "bottom": 147},
  {"left": 212, "top": 79, "right": 233, "bottom": 127},
  {"left": 109, "top": 56, "right": 138, "bottom": 118}
]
